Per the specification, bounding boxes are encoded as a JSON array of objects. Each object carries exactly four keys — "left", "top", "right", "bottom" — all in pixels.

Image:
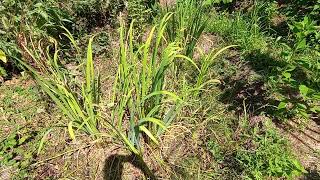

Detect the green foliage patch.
[{"left": 236, "top": 120, "right": 306, "bottom": 179}]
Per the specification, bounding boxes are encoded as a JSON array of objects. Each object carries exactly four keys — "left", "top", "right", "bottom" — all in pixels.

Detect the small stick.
[{"left": 31, "top": 144, "right": 93, "bottom": 167}]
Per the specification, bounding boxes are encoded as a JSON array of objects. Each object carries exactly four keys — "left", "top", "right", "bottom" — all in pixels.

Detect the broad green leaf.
[
  {"left": 310, "top": 106, "right": 320, "bottom": 113},
  {"left": 282, "top": 72, "right": 291, "bottom": 79},
  {"left": 278, "top": 102, "right": 287, "bottom": 109},
  {"left": 297, "top": 103, "right": 307, "bottom": 110},
  {"left": 299, "top": 85, "right": 309, "bottom": 97},
  {"left": 0, "top": 66, "right": 7, "bottom": 77},
  {"left": 299, "top": 111, "right": 309, "bottom": 118},
  {"left": 296, "top": 39, "right": 307, "bottom": 50}
]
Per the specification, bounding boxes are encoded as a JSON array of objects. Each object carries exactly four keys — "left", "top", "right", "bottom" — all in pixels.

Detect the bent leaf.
[
  {"left": 142, "top": 91, "right": 182, "bottom": 103},
  {"left": 138, "top": 117, "right": 166, "bottom": 130},
  {"left": 139, "top": 126, "right": 159, "bottom": 145}
]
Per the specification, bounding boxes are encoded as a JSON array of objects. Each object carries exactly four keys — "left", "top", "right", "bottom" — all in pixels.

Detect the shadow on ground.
[
  {"left": 103, "top": 154, "right": 156, "bottom": 180},
  {"left": 219, "top": 49, "right": 319, "bottom": 122},
  {"left": 303, "top": 169, "right": 320, "bottom": 180},
  {"left": 219, "top": 50, "right": 283, "bottom": 116}
]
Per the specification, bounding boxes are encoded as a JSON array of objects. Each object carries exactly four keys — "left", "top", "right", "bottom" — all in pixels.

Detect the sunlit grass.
[
  {"left": 19, "top": 36, "right": 101, "bottom": 139},
  {"left": 109, "top": 14, "right": 199, "bottom": 155},
  {"left": 162, "top": 0, "right": 210, "bottom": 58}
]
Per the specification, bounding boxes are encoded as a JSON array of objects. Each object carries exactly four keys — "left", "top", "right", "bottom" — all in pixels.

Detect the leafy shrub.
[
  {"left": 275, "top": 16, "right": 320, "bottom": 119},
  {"left": 289, "top": 16, "right": 320, "bottom": 51},
  {"left": 127, "top": 0, "right": 154, "bottom": 27}
]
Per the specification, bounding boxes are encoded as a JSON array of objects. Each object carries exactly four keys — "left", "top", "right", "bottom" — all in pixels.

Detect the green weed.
[
  {"left": 274, "top": 16, "right": 320, "bottom": 119},
  {"left": 0, "top": 49, "right": 7, "bottom": 78}
]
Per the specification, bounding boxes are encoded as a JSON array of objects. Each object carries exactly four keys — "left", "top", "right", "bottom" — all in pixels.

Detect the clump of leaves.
[
  {"left": 127, "top": 0, "right": 154, "bottom": 28},
  {"left": 275, "top": 16, "right": 320, "bottom": 120},
  {"left": 289, "top": 16, "right": 320, "bottom": 51}
]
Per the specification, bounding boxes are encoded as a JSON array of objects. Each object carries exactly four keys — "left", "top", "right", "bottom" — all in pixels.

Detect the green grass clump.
[
  {"left": 20, "top": 35, "right": 101, "bottom": 139},
  {"left": 161, "top": 0, "right": 210, "bottom": 58},
  {"left": 110, "top": 14, "right": 196, "bottom": 155},
  {"left": 205, "top": 114, "right": 306, "bottom": 180},
  {"left": 206, "top": 11, "right": 268, "bottom": 53}
]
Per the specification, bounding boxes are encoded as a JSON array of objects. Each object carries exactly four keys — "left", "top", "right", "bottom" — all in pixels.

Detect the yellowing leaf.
[
  {"left": 68, "top": 121, "right": 76, "bottom": 140},
  {"left": 0, "top": 50, "right": 7, "bottom": 63}
]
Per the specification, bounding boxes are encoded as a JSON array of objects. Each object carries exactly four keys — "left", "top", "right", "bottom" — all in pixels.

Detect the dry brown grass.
[{"left": 159, "top": 0, "right": 176, "bottom": 8}]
